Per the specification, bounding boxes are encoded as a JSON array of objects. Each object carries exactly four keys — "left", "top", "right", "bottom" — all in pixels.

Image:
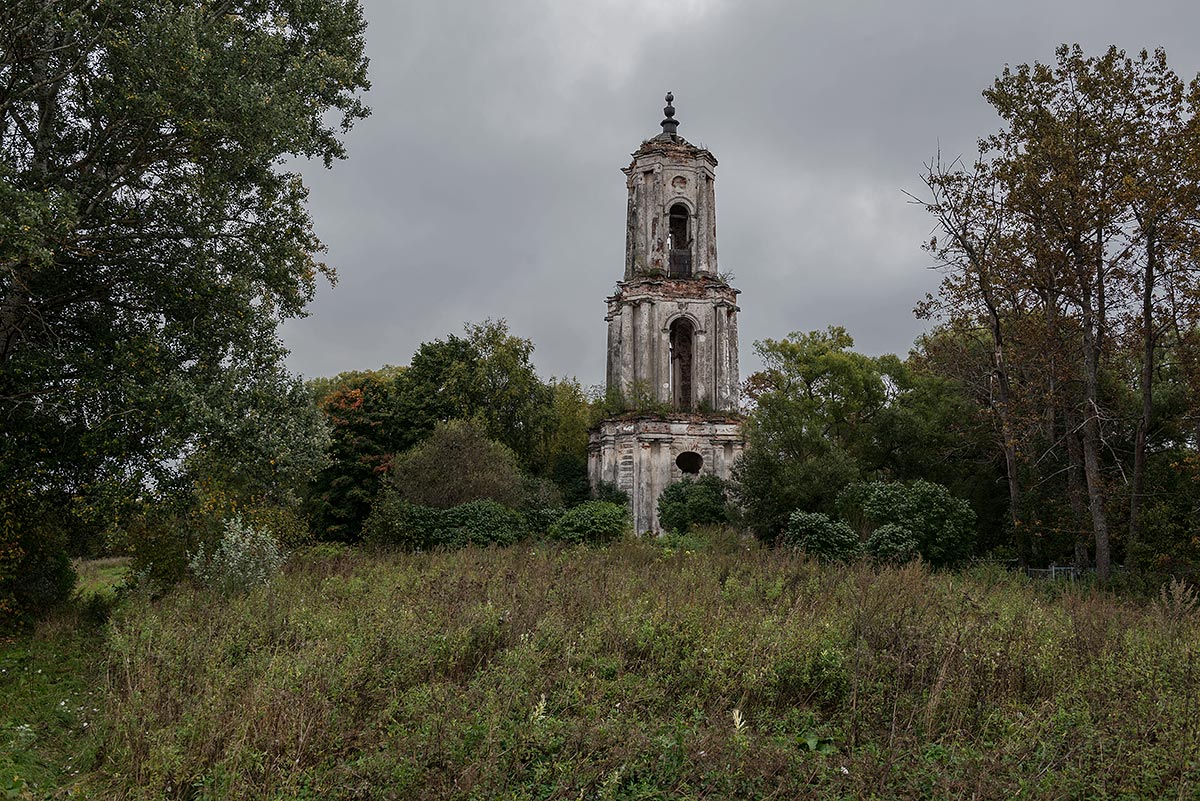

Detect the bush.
[
  {"left": 438, "top": 500, "right": 528, "bottom": 548},
  {"left": 391, "top": 420, "right": 527, "bottom": 509},
  {"left": 362, "top": 488, "right": 436, "bottom": 550},
  {"left": 592, "top": 481, "right": 629, "bottom": 506},
  {"left": 188, "top": 517, "right": 284, "bottom": 595},
  {"left": 125, "top": 509, "right": 196, "bottom": 592},
  {"left": 779, "top": 511, "right": 861, "bottom": 562},
  {"left": 657, "top": 475, "right": 731, "bottom": 534},
  {"left": 1, "top": 490, "right": 77, "bottom": 631},
  {"left": 549, "top": 501, "right": 629, "bottom": 545},
  {"left": 522, "top": 506, "right": 567, "bottom": 536},
  {"left": 364, "top": 495, "right": 528, "bottom": 551},
  {"left": 837, "top": 480, "right": 975, "bottom": 567},
  {"left": 864, "top": 523, "right": 919, "bottom": 564}
]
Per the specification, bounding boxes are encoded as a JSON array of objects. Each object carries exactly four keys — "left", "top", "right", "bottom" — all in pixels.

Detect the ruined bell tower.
[{"left": 588, "top": 93, "right": 745, "bottom": 533}]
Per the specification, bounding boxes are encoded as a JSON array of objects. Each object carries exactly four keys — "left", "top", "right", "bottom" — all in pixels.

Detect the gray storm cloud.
[{"left": 282, "top": 0, "right": 1200, "bottom": 387}]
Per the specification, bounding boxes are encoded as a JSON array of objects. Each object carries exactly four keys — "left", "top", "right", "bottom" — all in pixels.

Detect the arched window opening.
[
  {"left": 668, "top": 203, "right": 692, "bottom": 278},
  {"left": 676, "top": 451, "right": 703, "bottom": 474},
  {"left": 669, "top": 317, "right": 695, "bottom": 411}
]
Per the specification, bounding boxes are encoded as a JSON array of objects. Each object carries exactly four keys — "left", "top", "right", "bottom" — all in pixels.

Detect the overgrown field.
[{"left": 6, "top": 542, "right": 1200, "bottom": 799}]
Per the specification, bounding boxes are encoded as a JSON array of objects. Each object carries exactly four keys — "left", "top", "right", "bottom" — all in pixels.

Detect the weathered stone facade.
[
  {"left": 589, "top": 416, "right": 744, "bottom": 534},
  {"left": 588, "top": 94, "right": 745, "bottom": 533}
]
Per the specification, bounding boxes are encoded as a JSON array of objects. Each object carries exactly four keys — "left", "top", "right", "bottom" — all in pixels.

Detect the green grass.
[
  {"left": 0, "top": 613, "right": 107, "bottom": 799},
  {"left": 6, "top": 544, "right": 1200, "bottom": 799},
  {"left": 1, "top": 558, "right": 126, "bottom": 799},
  {"left": 73, "top": 557, "right": 131, "bottom": 603}
]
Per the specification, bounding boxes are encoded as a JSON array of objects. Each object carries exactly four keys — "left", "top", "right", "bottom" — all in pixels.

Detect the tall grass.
[{"left": 89, "top": 542, "right": 1200, "bottom": 799}]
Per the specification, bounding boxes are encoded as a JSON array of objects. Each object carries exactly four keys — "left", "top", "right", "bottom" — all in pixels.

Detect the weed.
[{"left": 5, "top": 542, "right": 1197, "bottom": 799}]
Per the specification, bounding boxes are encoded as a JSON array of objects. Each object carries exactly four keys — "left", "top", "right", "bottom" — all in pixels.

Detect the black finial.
[{"left": 661, "top": 91, "right": 679, "bottom": 137}]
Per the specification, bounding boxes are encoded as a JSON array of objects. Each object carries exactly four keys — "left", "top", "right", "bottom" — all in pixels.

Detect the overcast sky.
[{"left": 280, "top": 0, "right": 1200, "bottom": 389}]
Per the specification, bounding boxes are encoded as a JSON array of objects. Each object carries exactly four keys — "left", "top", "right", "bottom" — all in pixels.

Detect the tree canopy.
[
  {"left": 1, "top": 0, "right": 370, "bottom": 499},
  {"left": 918, "top": 44, "right": 1200, "bottom": 579}
]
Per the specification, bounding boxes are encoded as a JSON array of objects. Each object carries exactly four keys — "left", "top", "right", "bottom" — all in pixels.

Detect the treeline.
[
  {"left": 916, "top": 45, "right": 1200, "bottom": 581},
  {"left": 304, "top": 319, "right": 596, "bottom": 543}
]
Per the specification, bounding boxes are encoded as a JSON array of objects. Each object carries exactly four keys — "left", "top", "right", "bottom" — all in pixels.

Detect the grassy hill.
[{"left": 4, "top": 540, "right": 1199, "bottom": 799}]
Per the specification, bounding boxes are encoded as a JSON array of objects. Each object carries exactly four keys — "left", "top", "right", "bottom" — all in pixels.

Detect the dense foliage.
[
  {"left": 733, "top": 327, "right": 1001, "bottom": 545},
  {"left": 863, "top": 523, "right": 920, "bottom": 565},
  {"left": 656, "top": 475, "right": 731, "bottom": 535},
  {"left": 306, "top": 322, "right": 591, "bottom": 542},
  {"left": 918, "top": 45, "right": 1200, "bottom": 579},
  {"left": 548, "top": 501, "right": 629, "bottom": 545},
  {"left": 390, "top": 420, "right": 530, "bottom": 510},
  {"left": 364, "top": 496, "right": 529, "bottom": 551},
  {"left": 778, "top": 511, "right": 861, "bottom": 562},
  {"left": 838, "top": 480, "right": 977, "bottom": 568},
  {"left": 0, "top": 0, "right": 369, "bottom": 620}
]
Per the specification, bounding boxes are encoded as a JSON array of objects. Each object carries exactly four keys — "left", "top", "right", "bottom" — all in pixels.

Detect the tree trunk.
[
  {"left": 1078, "top": 258, "right": 1112, "bottom": 583},
  {"left": 1064, "top": 405, "right": 1091, "bottom": 570},
  {"left": 1128, "top": 224, "right": 1157, "bottom": 569},
  {"left": 985, "top": 301, "right": 1025, "bottom": 564}
]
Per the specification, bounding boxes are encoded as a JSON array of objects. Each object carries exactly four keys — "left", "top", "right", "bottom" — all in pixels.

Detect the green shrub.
[
  {"left": 188, "top": 517, "right": 284, "bottom": 595},
  {"left": 125, "top": 510, "right": 195, "bottom": 592},
  {"left": 837, "top": 480, "right": 975, "bottom": 567},
  {"left": 362, "top": 488, "right": 436, "bottom": 550},
  {"left": 864, "top": 523, "right": 919, "bottom": 564},
  {"left": 391, "top": 420, "right": 527, "bottom": 509},
  {"left": 779, "top": 511, "right": 861, "bottom": 562},
  {"left": 592, "top": 481, "right": 629, "bottom": 506},
  {"left": 657, "top": 475, "right": 731, "bottom": 534},
  {"left": 522, "top": 506, "right": 566, "bottom": 536},
  {"left": 1, "top": 489, "right": 78, "bottom": 631},
  {"left": 365, "top": 495, "right": 528, "bottom": 550},
  {"left": 549, "top": 501, "right": 629, "bottom": 545},
  {"left": 437, "top": 500, "right": 527, "bottom": 548}
]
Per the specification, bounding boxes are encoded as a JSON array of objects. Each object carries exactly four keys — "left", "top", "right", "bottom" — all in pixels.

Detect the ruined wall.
[
  {"left": 590, "top": 119, "right": 745, "bottom": 535},
  {"left": 588, "top": 417, "right": 745, "bottom": 534},
  {"left": 623, "top": 139, "right": 719, "bottom": 279},
  {"left": 604, "top": 277, "right": 740, "bottom": 412}
]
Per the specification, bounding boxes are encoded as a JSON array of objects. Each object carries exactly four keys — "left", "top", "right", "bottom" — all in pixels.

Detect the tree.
[
  {"left": 733, "top": 327, "right": 994, "bottom": 543},
  {"left": 0, "top": 2, "right": 370, "bottom": 539},
  {"left": 389, "top": 420, "right": 527, "bottom": 510},
  {"left": 391, "top": 320, "right": 554, "bottom": 466},
  {"left": 919, "top": 45, "right": 1200, "bottom": 580},
  {"left": 657, "top": 475, "right": 731, "bottom": 535},
  {"left": 536, "top": 378, "right": 594, "bottom": 505},
  {"left": 306, "top": 368, "right": 398, "bottom": 542}
]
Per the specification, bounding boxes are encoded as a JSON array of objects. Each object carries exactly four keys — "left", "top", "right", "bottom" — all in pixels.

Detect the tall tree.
[
  {"left": 920, "top": 45, "right": 1200, "bottom": 580},
  {"left": 1, "top": 0, "right": 370, "bottom": 502}
]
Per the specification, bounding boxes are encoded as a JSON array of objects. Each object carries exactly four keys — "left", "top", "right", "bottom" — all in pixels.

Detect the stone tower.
[{"left": 588, "top": 93, "right": 745, "bottom": 533}]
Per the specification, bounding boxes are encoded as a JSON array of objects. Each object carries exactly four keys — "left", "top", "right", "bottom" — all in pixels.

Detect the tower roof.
[
  {"left": 633, "top": 91, "right": 717, "bottom": 163},
  {"left": 659, "top": 92, "right": 678, "bottom": 138}
]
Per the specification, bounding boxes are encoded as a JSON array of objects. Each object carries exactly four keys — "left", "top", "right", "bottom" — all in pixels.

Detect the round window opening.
[{"left": 676, "top": 451, "right": 703, "bottom": 475}]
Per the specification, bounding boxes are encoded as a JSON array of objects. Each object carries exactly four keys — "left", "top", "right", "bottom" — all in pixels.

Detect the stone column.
[
  {"left": 605, "top": 308, "right": 618, "bottom": 392},
  {"left": 694, "top": 167, "right": 708, "bottom": 275},
  {"left": 727, "top": 309, "right": 740, "bottom": 408},
  {"left": 619, "top": 301, "right": 634, "bottom": 399},
  {"left": 657, "top": 308, "right": 671, "bottom": 404},
  {"left": 713, "top": 303, "right": 726, "bottom": 408}
]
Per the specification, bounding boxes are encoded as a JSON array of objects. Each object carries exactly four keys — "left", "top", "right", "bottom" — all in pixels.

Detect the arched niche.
[
  {"left": 669, "top": 317, "right": 695, "bottom": 410},
  {"left": 668, "top": 203, "right": 692, "bottom": 278}
]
